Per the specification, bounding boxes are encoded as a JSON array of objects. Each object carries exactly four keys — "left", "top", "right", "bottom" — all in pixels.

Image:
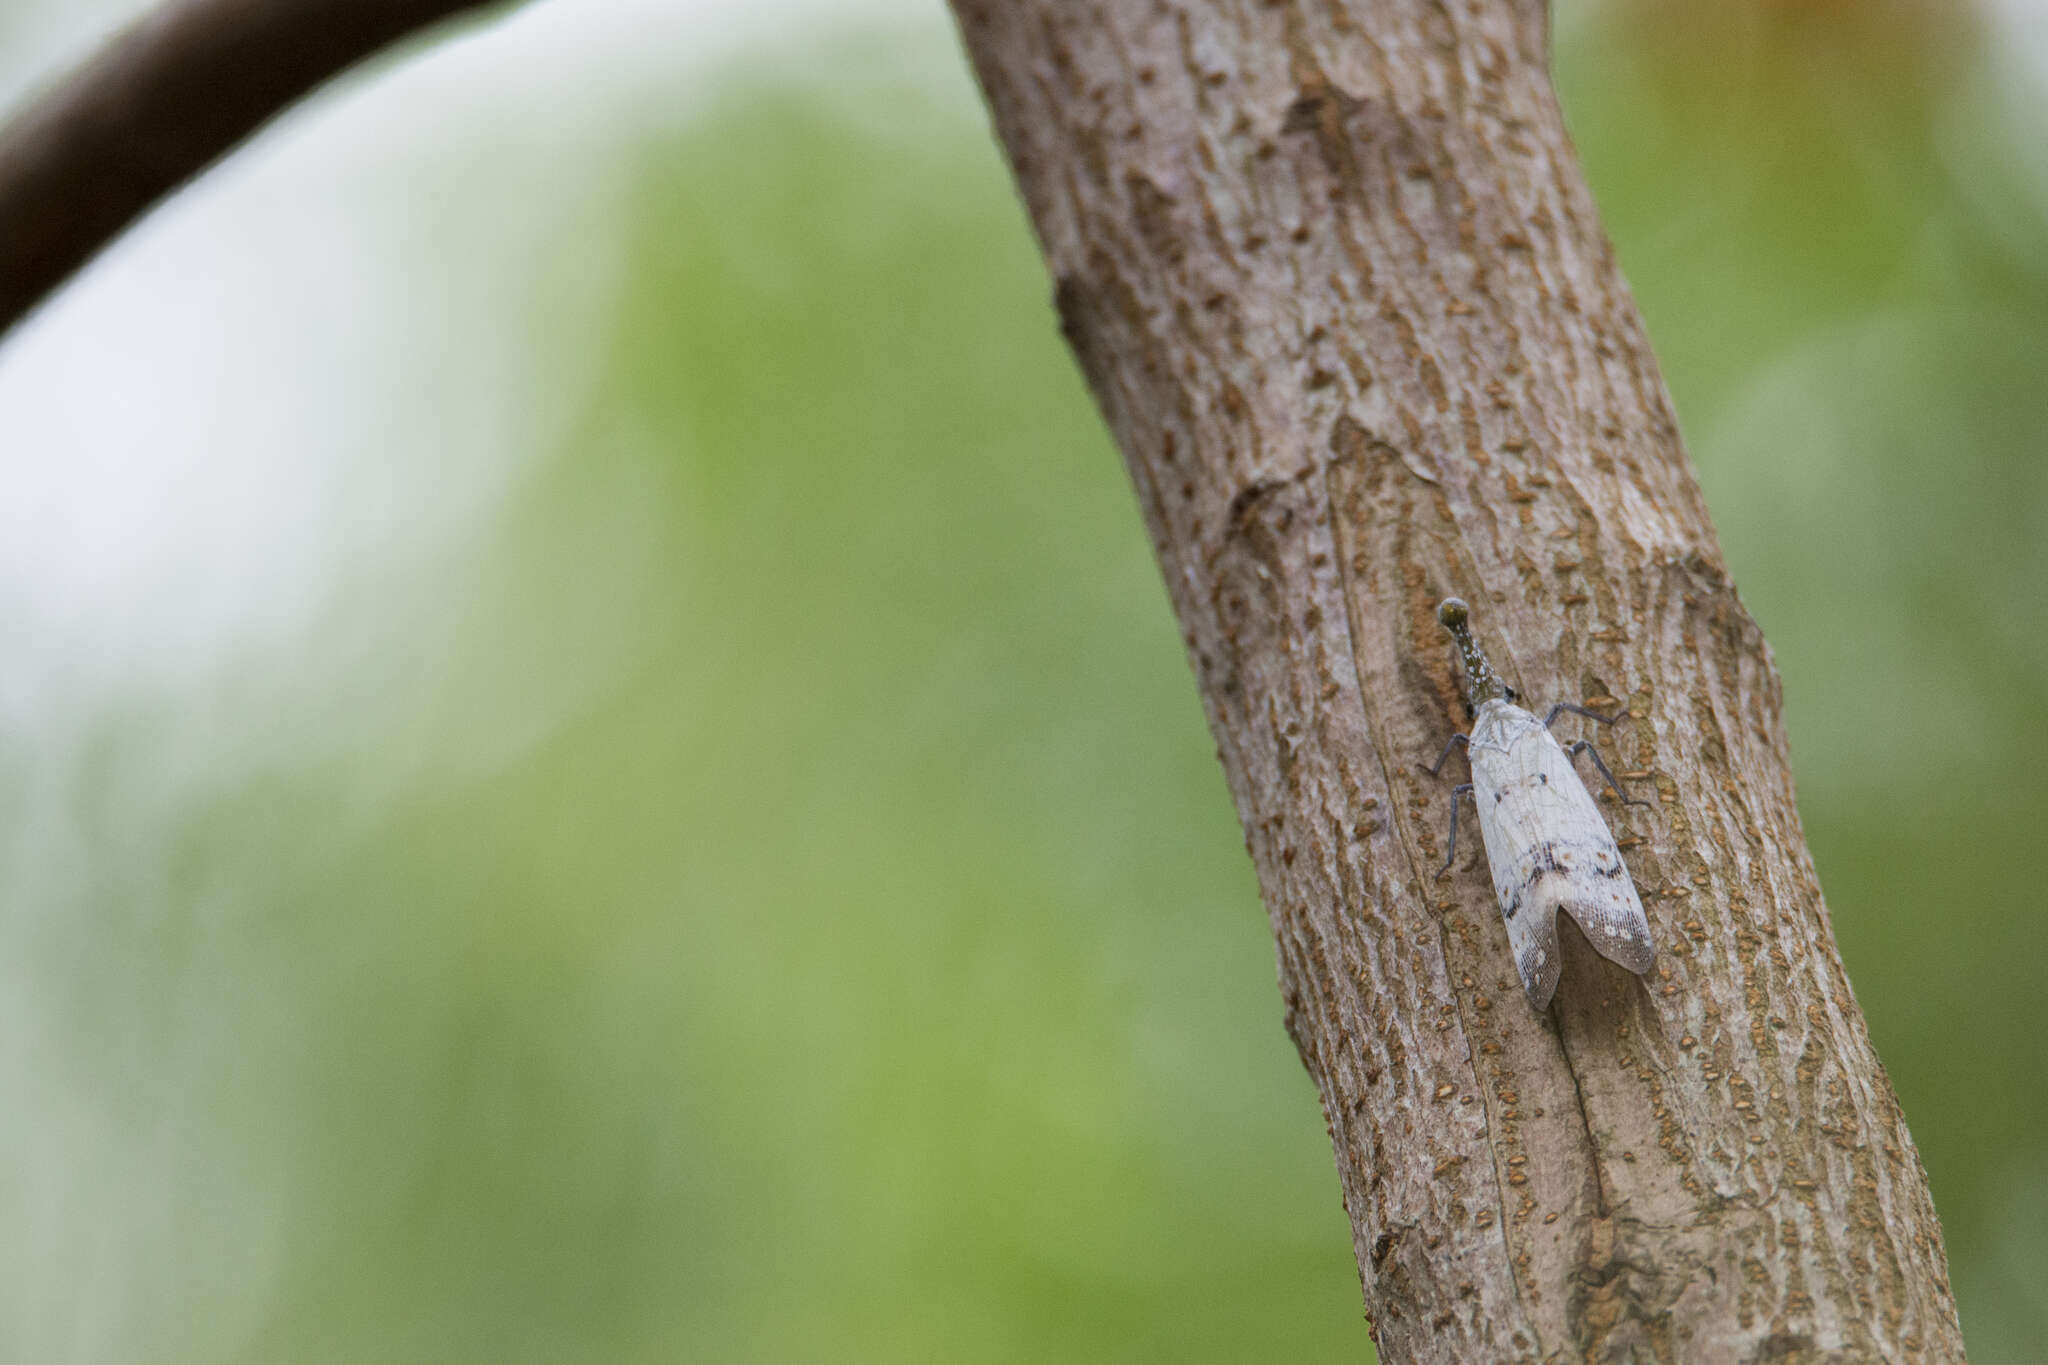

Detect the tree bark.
[
  {"left": 0, "top": 0, "right": 501, "bottom": 341},
  {"left": 949, "top": 2, "right": 1965, "bottom": 1361}
]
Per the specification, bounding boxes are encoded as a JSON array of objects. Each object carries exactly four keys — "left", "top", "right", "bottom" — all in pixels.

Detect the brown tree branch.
[
  {"left": 950, "top": 1, "right": 1965, "bottom": 1360},
  {"left": 0, "top": 0, "right": 502, "bottom": 340}
]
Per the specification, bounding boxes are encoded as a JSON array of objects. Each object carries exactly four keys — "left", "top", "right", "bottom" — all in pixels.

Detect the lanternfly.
[{"left": 1422, "top": 597, "right": 1656, "bottom": 1010}]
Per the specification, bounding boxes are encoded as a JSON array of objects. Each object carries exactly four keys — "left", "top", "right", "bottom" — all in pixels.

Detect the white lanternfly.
[{"left": 1422, "top": 597, "right": 1656, "bottom": 1010}]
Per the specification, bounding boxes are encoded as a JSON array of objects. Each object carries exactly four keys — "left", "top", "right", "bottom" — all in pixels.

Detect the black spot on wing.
[{"left": 1504, "top": 838, "right": 1632, "bottom": 937}]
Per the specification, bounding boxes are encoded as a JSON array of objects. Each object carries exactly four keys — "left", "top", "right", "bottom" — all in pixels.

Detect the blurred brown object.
[{"left": 0, "top": 0, "right": 499, "bottom": 341}]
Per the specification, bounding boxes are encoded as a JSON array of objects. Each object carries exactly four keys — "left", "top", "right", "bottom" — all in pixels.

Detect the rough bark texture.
[
  {"left": 949, "top": 2, "right": 1965, "bottom": 1361},
  {"left": 0, "top": 0, "right": 501, "bottom": 341}
]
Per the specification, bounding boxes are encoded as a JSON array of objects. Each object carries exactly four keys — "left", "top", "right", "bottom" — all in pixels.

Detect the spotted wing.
[{"left": 1468, "top": 701, "right": 1655, "bottom": 1010}]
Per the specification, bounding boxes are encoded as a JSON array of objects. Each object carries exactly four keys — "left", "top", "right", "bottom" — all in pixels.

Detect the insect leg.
[
  {"left": 1565, "top": 739, "right": 1654, "bottom": 808},
  {"left": 1436, "top": 784, "right": 1475, "bottom": 877},
  {"left": 1544, "top": 701, "right": 1622, "bottom": 729},
  {"left": 1419, "top": 732, "right": 1469, "bottom": 778}
]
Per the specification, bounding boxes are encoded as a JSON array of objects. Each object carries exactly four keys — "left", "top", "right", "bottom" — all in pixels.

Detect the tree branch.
[
  {"left": 0, "top": 0, "right": 501, "bottom": 340},
  {"left": 949, "top": 1, "right": 1966, "bottom": 1359}
]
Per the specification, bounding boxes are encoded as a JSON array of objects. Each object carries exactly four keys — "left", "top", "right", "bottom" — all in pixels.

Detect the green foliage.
[
  {"left": 0, "top": 34, "right": 1365, "bottom": 1365},
  {"left": 5, "top": 4, "right": 2047, "bottom": 1361}
]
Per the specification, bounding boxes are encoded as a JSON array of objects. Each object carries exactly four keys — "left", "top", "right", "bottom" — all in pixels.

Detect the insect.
[{"left": 1422, "top": 597, "right": 1656, "bottom": 1010}]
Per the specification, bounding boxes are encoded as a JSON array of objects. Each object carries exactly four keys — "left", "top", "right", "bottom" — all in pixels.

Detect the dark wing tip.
[
  {"left": 1562, "top": 899, "right": 1656, "bottom": 977},
  {"left": 1514, "top": 926, "right": 1563, "bottom": 1011}
]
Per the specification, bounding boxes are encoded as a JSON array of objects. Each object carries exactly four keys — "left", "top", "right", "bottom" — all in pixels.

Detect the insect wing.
[{"left": 1467, "top": 701, "right": 1655, "bottom": 1009}]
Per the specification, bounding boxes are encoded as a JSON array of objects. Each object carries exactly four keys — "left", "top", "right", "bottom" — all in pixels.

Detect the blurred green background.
[{"left": 0, "top": 0, "right": 2042, "bottom": 1359}]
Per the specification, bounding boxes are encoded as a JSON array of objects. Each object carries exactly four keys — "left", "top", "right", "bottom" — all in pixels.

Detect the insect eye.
[{"left": 1503, "top": 686, "right": 1520, "bottom": 703}]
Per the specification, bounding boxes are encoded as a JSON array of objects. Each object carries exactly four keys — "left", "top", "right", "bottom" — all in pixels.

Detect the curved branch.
[{"left": 0, "top": 0, "right": 502, "bottom": 341}]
